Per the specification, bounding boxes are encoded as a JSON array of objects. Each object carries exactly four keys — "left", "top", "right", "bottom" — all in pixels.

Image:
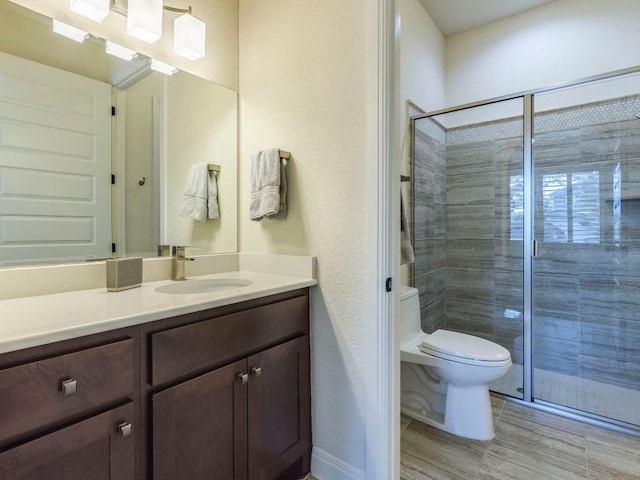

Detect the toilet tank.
[{"left": 398, "top": 285, "right": 421, "bottom": 345}]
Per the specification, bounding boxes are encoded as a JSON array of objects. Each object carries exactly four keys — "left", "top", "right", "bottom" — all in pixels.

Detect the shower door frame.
[{"left": 411, "top": 64, "right": 640, "bottom": 437}]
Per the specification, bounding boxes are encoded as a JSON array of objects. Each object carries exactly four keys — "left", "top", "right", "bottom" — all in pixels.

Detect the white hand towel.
[
  {"left": 208, "top": 171, "right": 220, "bottom": 220},
  {"left": 179, "top": 163, "right": 209, "bottom": 223},
  {"left": 250, "top": 148, "right": 281, "bottom": 220}
]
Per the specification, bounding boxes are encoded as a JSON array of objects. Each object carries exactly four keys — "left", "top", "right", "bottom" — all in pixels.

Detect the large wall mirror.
[{"left": 0, "top": 0, "right": 238, "bottom": 267}]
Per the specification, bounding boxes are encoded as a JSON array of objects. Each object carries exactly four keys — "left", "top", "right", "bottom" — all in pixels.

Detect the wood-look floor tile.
[
  {"left": 489, "top": 406, "right": 587, "bottom": 476},
  {"left": 401, "top": 421, "right": 486, "bottom": 480},
  {"left": 586, "top": 426, "right": 640, "bottom": 479},
  {"left": 501, "top": 401, "right": 587, "bottom": 437},
  {"left": 490, "top": 395, "right": 506, "bottom": 426},
  {"left": 401, "top": 413, "right": 413, "bottom": 433},
  {"left": 477, "top": 450, "right": 588, "bottom": 480}
]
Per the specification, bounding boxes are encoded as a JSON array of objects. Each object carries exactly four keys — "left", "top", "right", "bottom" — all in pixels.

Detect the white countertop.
[{"left": 0, "top": 270, "right": 317, "bottom": 354}]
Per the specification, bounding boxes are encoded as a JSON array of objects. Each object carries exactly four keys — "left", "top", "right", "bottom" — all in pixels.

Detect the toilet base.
[
  {"left": 401, "top": 362, "right": 496, "bottom": 441},
  {"left": 444, "top": 384, "right": 495, "bottom": 441},
  {"left": 401, "top": 390, "right": 495, "bottom": 441}
]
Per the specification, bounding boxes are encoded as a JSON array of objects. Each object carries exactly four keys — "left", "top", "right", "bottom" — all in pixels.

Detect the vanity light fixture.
[
  {"left": 106, "top": 41, "right": 138, "bottom": 61},
  {"left": 63, "top": 0, "right": 206, "bottom": 59},
  {"left": 52, "top": 20, "right": 89, "bottom": 43},
  {"left": 150, "top": 58, "right": 179, "bottom": 75},
  {"left": 172, "top": 8, "right": 206, "bottom": 60},
  {"left": 69, "top": 0, "right": 110, "bottom": 23}
]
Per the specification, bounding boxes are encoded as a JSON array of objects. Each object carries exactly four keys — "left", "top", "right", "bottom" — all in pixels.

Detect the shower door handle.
[{"left": 532, "top": 240, "right": 539, "bottom": 257}]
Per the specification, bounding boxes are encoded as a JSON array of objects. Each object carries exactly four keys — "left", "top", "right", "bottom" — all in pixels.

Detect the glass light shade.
[
  {"left": 69, "top": 0, "right": 109, "bottom": 23},
  {"left": 150, "top": 59, "right": 179, "bottom": 76},
  {"left": 174, "top": 13, "right": 206, "bottom": 60},
  {"left": 106, "top": 41, "right": 138, "bottom": 61},
  {"left": 127, "top": 0, "right": 162, "bottom": 44},
  {"left": 52, "top": 20, "right": 89, "bottom": 43}
]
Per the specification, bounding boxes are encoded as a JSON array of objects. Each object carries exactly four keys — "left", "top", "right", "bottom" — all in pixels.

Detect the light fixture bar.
[
  {"left": 150, "top": 59, "right": 179, "bottom": 75},
  {"left": 106, "top": 41, "right": 138, "bottom": 61},
  {"left": 163, "top": 5, "right": 192, "bottom": 14},
  {"left": 52, "top": 20, "right": 89, "bottom": 43},
  {"left": 70, "top": 0, "right": 110, "bottom": 23}
]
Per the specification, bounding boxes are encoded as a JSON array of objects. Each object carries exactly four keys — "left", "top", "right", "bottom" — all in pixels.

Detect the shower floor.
[{"left": 491, "top": 363, "right": 640, "bottom": 427}]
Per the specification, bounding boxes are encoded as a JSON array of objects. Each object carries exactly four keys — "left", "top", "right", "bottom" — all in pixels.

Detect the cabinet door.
[
  {"left": 248, "top": 336, "right": 310, "bottom": 480},
  {"left": 0, "top": 402, "right": 134, "bottom": 480},
  {"left": 153, "top": 359, "right": 248, "bottom": 480}
]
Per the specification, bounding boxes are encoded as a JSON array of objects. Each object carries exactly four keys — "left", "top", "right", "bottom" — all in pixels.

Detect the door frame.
[{"left": 366, "top": 0, "right": 399, "bottom": 478}]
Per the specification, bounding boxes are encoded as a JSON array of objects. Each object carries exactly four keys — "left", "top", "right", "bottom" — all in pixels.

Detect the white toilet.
[{"left": 399, "top": 285, "right": 512, "bottom": 440}]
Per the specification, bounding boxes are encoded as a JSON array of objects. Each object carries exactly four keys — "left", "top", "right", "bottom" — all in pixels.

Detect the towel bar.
[
  {"left": 208, "top": 164, "right": 220, "bottom": 172},
  {"left": 279, "top": 150, "right": 291, "bottom": 159}
]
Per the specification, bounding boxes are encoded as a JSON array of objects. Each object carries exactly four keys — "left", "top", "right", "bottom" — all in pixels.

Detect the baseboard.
[{"left": 311, "top": 447, "right": 365, "bottom": 480}]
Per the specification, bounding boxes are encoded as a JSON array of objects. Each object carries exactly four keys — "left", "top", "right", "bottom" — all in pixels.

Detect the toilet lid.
[{"left": 419, "top": 330, "right": 511, "bottom": 363}]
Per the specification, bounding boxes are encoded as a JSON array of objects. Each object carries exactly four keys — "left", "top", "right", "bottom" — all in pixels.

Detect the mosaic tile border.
[{"left": 427, "top": 94, "right": 640, "bottom": 146}]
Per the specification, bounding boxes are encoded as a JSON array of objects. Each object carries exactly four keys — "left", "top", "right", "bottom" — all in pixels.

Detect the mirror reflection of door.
[{"left": 0, "top": 51, "right": 112, "bottom": 266}]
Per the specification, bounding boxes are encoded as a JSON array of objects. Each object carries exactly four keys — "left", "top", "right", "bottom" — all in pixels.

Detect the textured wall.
[{"left": 238, "top": 0, "right": 368, "bottom": 474}]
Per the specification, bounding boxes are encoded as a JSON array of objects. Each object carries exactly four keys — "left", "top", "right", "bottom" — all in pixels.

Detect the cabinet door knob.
[
  {"left": 237, "top": 373, "right": 249, "bottom": 386},
  {"left": 61, "top": 379, "right": 77, "bottom": 397},
  {"left": 250, "top": 367, "right": 262, "bottom": 378},
  {"left": 118, "top": 422, "right": 132, "bottom": 438}
]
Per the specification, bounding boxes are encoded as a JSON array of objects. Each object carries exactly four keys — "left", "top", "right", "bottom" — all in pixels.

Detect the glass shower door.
[
  {"left": 532, "top": 72, "right": 640, "bottom": 426},
  {"left": 413, "top": 98, "right": 526, "bottom": 400}
]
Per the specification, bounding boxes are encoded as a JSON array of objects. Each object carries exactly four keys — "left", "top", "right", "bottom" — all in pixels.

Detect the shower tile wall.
[
  {"left": 444, "top": 121, "right": 524, "bottom": 360},
  {"left": 413, "top": 119, "right": 446, "bottom": 333}
]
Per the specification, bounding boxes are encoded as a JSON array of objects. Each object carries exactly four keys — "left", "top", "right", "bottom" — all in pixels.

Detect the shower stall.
[{"left": 410, "top": 68, "right": 640, "bottom": 431}]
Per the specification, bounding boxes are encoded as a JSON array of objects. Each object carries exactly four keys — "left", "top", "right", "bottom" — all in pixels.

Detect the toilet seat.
[{"left": 419, "top": 330, "right": 511, "bottom": 367}]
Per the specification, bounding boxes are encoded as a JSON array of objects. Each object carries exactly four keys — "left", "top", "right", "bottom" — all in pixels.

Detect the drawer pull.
[
  {"left": 237, "top": 373, "right": 249, "bottom": 386},
  {"left": 251, "top": 367, "right": 262, "bottom": 378},
  {"left": 61, "top": 379, "right": 78, "bottom": 397},
  {"left": 118, "top": 421, "right": 133, "bottom": 438}
]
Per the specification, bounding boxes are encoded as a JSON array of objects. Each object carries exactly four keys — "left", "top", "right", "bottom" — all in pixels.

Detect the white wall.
[
  {"left": 239, "top": 0, "right": 369, "bottom": 477},
  {"left": 397, "top": 0, "right": 445, "bottom": 284},
  {"left": 445, "top": 0, "right": 640, "bottom": 107},
  {"left": 398, "top": 0, "right": 445, "bottom": 116}
]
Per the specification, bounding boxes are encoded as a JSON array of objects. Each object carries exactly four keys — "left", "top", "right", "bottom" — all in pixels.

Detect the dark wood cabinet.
[
  {"left": 248, "top": 336, "right": 310, "bottom": 480},
  {"left": 0, "top": 394, "right": 135, "bottom": 480},
  {"left": 152, "top": 359, "right": 248, "bottom": 480},
  {"left": 152, "top": 336, "right": 310, "bottom": 480},
  {"left": 0, "top": 288, "right": 311, "bottom": 480},
  {"left": 147, "top": 289, "right": 311, "bottom": 480}
]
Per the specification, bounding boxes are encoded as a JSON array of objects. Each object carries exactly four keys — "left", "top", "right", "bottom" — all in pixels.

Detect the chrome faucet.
[{"left": 172, "top": 246, "right": 194, "bottom": 281}]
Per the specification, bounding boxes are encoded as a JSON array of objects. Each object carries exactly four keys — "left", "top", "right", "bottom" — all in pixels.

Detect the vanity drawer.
[
  {"left": 151, "top": 294, "right": 308, "bottom": 386},
  {"left": 0, "top": 338, "right": 135, "bottom": 444}
]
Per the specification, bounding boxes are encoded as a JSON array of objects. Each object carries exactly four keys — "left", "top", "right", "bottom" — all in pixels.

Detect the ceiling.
[{"left": 419, "top": 0, "right": 557, "bottom": 37}]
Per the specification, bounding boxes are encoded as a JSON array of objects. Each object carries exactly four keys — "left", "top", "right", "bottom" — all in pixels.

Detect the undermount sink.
[{"left": 155, "top": 278, "right": 253, "bottom": 295}]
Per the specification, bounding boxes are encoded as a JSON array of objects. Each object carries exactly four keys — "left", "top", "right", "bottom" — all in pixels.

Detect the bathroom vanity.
[{"left": 0, "top": 262, "right": 315, "bottom": 480}]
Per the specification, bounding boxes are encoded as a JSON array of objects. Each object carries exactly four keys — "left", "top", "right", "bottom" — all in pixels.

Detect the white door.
[{"left": 0, "top": 52, "right": 111, "bottom": 266}]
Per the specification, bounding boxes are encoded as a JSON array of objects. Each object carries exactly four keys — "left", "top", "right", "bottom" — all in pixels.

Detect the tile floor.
[
  {"left": 492, "top": 364, "right": 640, "bottom": 426},
  {"left": 401, "top": 396, "right": 640, "bottom": 479}
]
